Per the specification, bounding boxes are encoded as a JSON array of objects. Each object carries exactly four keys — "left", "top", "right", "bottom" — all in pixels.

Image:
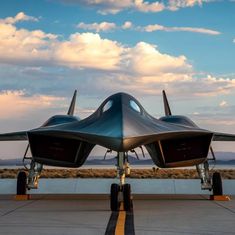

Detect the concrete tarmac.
[{"left": 0, "top": 195, "right": 234, "bottom": 235}]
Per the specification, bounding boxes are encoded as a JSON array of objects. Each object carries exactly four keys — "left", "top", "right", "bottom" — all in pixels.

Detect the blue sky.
[{"left": 0, "top": 0, "right": 235, "bottom": 157}]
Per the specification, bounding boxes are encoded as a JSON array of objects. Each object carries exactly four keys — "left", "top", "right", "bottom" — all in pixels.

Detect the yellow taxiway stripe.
[{"left": 115, "top": 203, "right": 126, "bottom": 235}]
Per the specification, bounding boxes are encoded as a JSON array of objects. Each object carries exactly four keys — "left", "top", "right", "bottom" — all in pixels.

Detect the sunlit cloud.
[
  {"left": 55, "top": 0, "right": 213, "bottom": 14},
  {"left": 0, "top": 12, "right": 38, "bottom": 24},
  {"left": 219, "top": 100, "right": 228, "bottom": 107},
  {"left": 127, "top": 42, "right": 192, "bottom": 76},
  {"left": 76, "top": 20, "right": 220, "bottom": 36},
  {"left": 0, "top": 90, "right": 65, "bottom": 119},
  {"left": 0, "top": 14, "right": 57, "bottom": 66},
  {"left": 54, "top": 33, "right": 124, "bottom": 70},
  {"left": 122, "top": 21, "right": 133, "bottom": 29},
  {"left": 0, "top": 15, "right": 122, "bottom": 70},
  {"left": 167, "top": 0, "right": 211, "bottom": 11},
  {"left": 80, "top": 0, "right": 165, "bottom": 14},
  {"left": 77, "top": 22, "right": 116, "bottom": 32},
  {"left": 143, "top": 24, "right": 221, "bottom": 35},
  {"left": 71, "top": 0, "right": 165, "bottom": 14},
  {"left": 0, "top": 14, "right": 193, "bottom": 72},
  {"left": 0, "top": 13, "right": 234, "bottom": 101},
  {"left": 192, "top": 76, "right": 235, "bottom": 96},
  {"left": 77, "top": 21, "right": 133, "bottom": 31},
  {"left": 134, "top": 0, "right": 165, "bottom": 12}
]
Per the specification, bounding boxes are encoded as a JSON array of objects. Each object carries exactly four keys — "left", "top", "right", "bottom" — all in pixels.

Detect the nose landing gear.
[{"left": 110, "top": 152, "right": 132, "bottom": 211}]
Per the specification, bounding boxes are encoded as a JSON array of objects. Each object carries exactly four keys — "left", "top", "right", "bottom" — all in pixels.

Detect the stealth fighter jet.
[{"left": 0, "top": 90, "right": 235, "bottom": 211}]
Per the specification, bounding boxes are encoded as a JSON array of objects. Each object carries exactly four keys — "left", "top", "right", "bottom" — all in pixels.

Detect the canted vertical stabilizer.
[
  {"left": 162, "top": 90, "right": 172, "bottom": 116},
  {"left": 67, "top": 90, "right": 77, "bottom": 116}
]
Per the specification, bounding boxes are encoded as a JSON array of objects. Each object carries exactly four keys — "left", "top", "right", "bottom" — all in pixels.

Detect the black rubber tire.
[
  {"left": 17, "top": 171, "right": 27, "bottom": 195},
  {"left": 123, "top": 183, "right": 132, "bottom": 211},
  {"left": 212, "top": 172, "right": 223, "bottom": 195},
  {"left": 110, "top": 183, "right": 119, "bottom": 211}
]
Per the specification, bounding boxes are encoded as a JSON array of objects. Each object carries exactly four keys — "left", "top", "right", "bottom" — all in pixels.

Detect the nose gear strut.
[{"left": 110, "top": 152, "right": 132, "bottom": 211}]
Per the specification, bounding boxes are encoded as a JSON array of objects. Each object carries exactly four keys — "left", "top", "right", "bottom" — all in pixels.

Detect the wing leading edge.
[
  {"left": 0, "top": 131, "right": 28, "bottom": 141},
  {"left": 213, "top": 132, "right": 235, "bottom": 141}
]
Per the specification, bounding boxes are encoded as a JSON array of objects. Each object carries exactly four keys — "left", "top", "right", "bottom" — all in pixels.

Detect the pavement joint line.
[
  {"left": 197, "top": 194, "right": 235, "bottom": 214},
  {"left": 212, "top": 200, "right": 235, "bottom": 215},
  {"left": 0, "top": 199, "right": 37, "bottom": 217}
]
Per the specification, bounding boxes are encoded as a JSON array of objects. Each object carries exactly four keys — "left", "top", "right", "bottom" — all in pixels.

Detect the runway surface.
[{"left": 0, "top": 195, "right": 234, "bottom": 235}]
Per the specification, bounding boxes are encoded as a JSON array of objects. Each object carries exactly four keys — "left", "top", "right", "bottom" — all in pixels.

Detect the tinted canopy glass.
[{"left": 130, "top": 100, "right": 141, "bottom": 113}]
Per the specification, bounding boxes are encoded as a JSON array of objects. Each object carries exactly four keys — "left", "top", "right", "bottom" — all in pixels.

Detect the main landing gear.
[
  {"left": 16, "top": 160, "right": 43, "bottom": 195},
  {"left": 196, "top": 161, "right": 223, "bottom": 196},
  {"left": 110, "top": 152, "right": 132, "bottom": 211},
  {"left": 212, "top": 172, "right": 223, "bottom": 195}
]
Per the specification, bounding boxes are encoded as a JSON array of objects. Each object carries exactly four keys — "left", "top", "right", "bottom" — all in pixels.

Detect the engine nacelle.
[
  {"left": 28, "top": 133, "right": 94, "bottom": 167},
  {"left": 145, "top": 133, "right": 213, "bottom": 168}
]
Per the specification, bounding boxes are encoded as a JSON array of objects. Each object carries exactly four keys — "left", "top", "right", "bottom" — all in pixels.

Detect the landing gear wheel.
[
  {"left": 17, "top": 171, "right": 27, "bottom": 195},
  {"left": 123, "top": 183, "right": 132, "bottom": 211},
  {"left": 110, "top": 183, "right": 119, "bottom": 211},
  {"left": 212, "top": 172, "right": 223, "bottom": 195}
]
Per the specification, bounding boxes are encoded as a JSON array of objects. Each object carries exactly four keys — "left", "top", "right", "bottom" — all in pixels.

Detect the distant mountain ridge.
[{"left": 0, "top": 152, "right": 235, "bottom": 166}]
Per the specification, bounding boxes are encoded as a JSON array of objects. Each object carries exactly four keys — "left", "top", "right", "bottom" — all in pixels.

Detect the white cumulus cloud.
[
  {"left": 127, "top": 42, "right": 192, "bottom": 76},
  {"left": 167, "top": 0, "right": 210, "bottom": 11},
  {"left": 0, "top": 22, "right": 57, "bottom": 66},
  {"left": 77, "top": 22, "right": 116, "bottom": 32},
  {"left": 53, "top": 33, "right": 124, "bottom": 70},
  {"left": 0, "top": 12, "right": 38, "bottom": 24},
  {"left": 122, "top": 21, "right": 133, "bottom": 29},
  {"left": 134, "top": 0, "right": 165, "bottom": 12},
  {"left": 55, "top": 0, "right": 214, "bottom": 14},
  {"left": 0, "top": 12, "right": 235, "bottom": 101}
]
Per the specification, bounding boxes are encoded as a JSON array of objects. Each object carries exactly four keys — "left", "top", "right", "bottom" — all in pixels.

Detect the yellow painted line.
[{"left": 115, "top": 203, "right": 126, "bottom": 235}]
